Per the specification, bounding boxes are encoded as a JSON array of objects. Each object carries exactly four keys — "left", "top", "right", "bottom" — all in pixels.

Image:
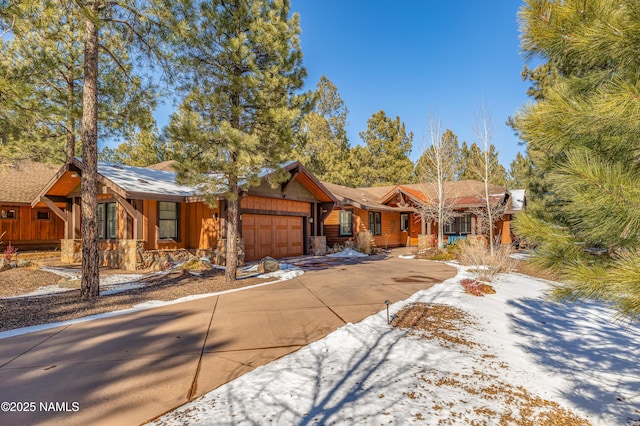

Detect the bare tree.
[
  {"left": 415, "top": 118, "right": 459, "bottom": 250},
  {"left": 473, "top": 105, "right": 498, "bottom": 256}
]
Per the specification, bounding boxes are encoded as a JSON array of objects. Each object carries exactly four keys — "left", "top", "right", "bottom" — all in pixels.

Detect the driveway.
[{"left": 0, "top": 251, "right": 456, "bottom": 425}]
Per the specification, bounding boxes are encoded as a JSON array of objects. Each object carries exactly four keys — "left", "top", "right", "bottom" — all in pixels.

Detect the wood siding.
[
  {"left": 325, "top": 208, "right": 408, "bottom": 248},
  {"left": 0, "top": 204, "right": 64, "bottom": 249},
  {"left": 240, "top": 196, "right": 309, "bottom": 215}
]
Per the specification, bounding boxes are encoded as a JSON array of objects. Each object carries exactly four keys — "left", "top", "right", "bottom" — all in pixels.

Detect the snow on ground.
[
  {"left": 8, "top": 267, "right": 150, "bottom": 298},
  {"left": 152, "top": 267, "right": 640, "bottom": 426},
  {"left": 327, "top": 248, "right": 368, "bottom": 258}
]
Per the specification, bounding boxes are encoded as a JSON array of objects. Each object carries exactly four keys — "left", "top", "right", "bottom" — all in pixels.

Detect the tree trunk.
[
  {"left": 80, "top": 4, "right": 100, "bottom": 298},
  {"left": 225, "top": 180, "right": 239, "bottom": 284},
  {"left": 66, "top": 76, "right": 76, "bottom": 163}
]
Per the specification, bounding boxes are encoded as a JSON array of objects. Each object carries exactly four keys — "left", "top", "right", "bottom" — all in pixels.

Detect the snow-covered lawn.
[{"left": 152, "top": 265, "right": 640, "bottom": 425}]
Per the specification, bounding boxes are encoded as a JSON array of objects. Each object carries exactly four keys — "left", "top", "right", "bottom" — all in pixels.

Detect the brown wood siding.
[
  {"left": 240, "top": 196, "right": 309, "bottom": 215},
  {"left": 0, "top": 205, "right": 64, "bottom": 249},
  {"left": 183, "top": 202, "right": 221, "bottom": 250},
  {"left": 326, "top": 208, "right": 408, "bottom": 248},
  {"left": 242, "top": 214, "right": 303, "bottom": 261}
]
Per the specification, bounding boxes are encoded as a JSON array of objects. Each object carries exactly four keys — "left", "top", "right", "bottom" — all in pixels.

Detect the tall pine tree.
[
  {"left": 514, "top": 0, "right": 640, "bottom": 320},
  {"left": 168, "top": 0, "right": 308, "bottom": 283},
  {"left": 294, "top": 76, "right": 351, "bottom": 184},
  {"left": 357, "top": 110, "right": 413, "bottom": 187}
]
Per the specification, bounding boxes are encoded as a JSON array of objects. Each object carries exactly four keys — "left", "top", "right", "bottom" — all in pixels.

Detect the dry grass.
[
  {"left": 391, "top": 302, "right": 591, "bottom": 426},
  {"left": 458, "top": 241, "right": 517, "bottom": 282},
  {"left": 0, "top": 267, "right": 270, "bottom": 332},
  {"left": 356, "top": 230, "right": 374, "bottom": 254}
]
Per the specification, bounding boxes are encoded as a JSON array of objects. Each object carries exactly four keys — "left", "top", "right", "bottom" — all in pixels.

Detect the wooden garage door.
[{"left": 242, "top": 214, "right": 303, "bottom": 261}]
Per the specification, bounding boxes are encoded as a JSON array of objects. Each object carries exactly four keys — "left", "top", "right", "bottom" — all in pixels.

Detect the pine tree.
[
  {"left": 100, "top": 125, "right": 171, "bottom": 166},
  {"left": 168, "top": 0, "right": 308, "bottom": 283},
  {"left": 0, "top": 1, "right": 158, "bottom": 164},
  {"left": 413, "top": 128, "right": 459, "bottom": 183},
  {"left": 514, "top": 0, "right": 640, "bottom": 321},
  {"left": 458, "top": 141, "right": 508, "bottom": 187},
  {"left": 357, "top": 110, "right": 414, "bottom": 186},
  {"left": 294, "top": 76, "right": 351, "bottom": 184}
]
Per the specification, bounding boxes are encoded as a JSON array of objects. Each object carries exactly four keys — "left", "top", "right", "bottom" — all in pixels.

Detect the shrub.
[
  {"left": 356, "top": 231, "right": 374, "bottom": 254},
  {"left": 3, "top": 243, "right": 17, "bottom": 262},
  {"left": 457, "top": 240, "right": 516, "bottom": 282},
  {"left": 344, "top": 239, "right": 356, "bottom": 250},
  {"left": 460, "top": 278, "right": 496, "bottom": 297}
]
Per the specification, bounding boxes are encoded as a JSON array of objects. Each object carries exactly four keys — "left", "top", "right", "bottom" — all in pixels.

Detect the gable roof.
[
  {"left": 0, "top": 162, "right": 61, "bottom": 204},
  {"left": 34, "top": 159, "right": 335, "bottom": 205},
  {"left": 324, "top": 180, "right": 512, "bottom": 211},
  {"left": 321, "top": 182, "right": 404, "bottom": 212}
]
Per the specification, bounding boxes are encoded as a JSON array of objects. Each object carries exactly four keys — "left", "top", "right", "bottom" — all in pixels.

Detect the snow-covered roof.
[{"left": 97, "top": 162, "right": 199, "bottom": 197}]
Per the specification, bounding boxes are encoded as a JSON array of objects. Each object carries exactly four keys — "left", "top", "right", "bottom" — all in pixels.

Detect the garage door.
[{"left": 242, "top": 214, "right": 303, "bottom": 261}]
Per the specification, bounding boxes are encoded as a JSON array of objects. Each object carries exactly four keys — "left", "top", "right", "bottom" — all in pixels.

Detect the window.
[
  {"left": 1, "top": 209, "right": 16, "bottom": 219},
  {"left": 339, "top": 210, "right": 352, "bottom": 236},
  {"left": 444, "top": 213, "right": 473, "bottom": 235},
  {"left": 97, "top": 202, "right": 118, "bottom": 239},
  {"left": 159, "top": 201, "right": 179, "bottom": 239},
  {"left": 368, "top": 211, "right": 382, "bottom": 236},
  {"left": 36, "top": 211, "right": 51, "bottom": 220},
  {"left": 443, "top": 220, "right": 455, "bottom": 234},
  {"left": 459, "top": 213, "right": 472, "bottom": 234},
  {"left": 400, "top": 213, "right": 410, "bottom": 232}
]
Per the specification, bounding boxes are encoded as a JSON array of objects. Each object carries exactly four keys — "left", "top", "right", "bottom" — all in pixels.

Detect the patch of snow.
[
  {"left": 510, "top": 251, "right": 532, "bottom": 260},
  {"left": 398, "top": 254, "right": 415, "bottom": 259},
  {"left": 327, "top": 248, "right": 367, "bottom": 258},
  {"left": 152, "top": 267, "right": 640, "bottom": 426}
]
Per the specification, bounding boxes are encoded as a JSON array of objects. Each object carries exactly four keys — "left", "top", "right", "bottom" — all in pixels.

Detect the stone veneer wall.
[
  {"left": 211, "top": 238, "right": 245, "bottom": 266},
  {"left": 60, "top": 238, "right": 246, "bottom": 270},
  {"left": 60, "top": 239, "right": 82, "bottom": 264},
  {"left": 308, "top": 236, "right": 326, "bottom": 256}
]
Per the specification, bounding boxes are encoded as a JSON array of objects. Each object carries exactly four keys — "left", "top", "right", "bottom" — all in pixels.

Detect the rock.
[
  {"left": 16, "top": 259, "right": 32, "bottom": 268},
  {"left": 58, "top": 277, "right": 81, "bottom": 289},
  {"left": 258, "top": 256, "right": 280, "bottom": 274},
  {"left": 0, "top": 258, "right": 11, "bottom": 272},
  {"left": 178, "top": 258, "right": 213, "bottom": 272}
]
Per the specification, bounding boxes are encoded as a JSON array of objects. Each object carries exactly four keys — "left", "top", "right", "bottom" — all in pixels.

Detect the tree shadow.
[
  {"left": 0, "top": 298, "right": 229, "bottom": 426},
  {"left": 507, "top": 297, "right": 640, "bottom": 423}
]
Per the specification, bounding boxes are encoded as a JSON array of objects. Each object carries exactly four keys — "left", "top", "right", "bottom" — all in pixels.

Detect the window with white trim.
[
  {"left": 339, "top": 210, "right": 352, "bottom": 236},
  {"left": 400, "top": 213, "right": 410, "bottom": 231}
]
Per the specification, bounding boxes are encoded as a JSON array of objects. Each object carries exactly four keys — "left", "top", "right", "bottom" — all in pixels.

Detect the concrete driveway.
[{"left": 0, "top": 251, "right": 456, "bottom": 425}]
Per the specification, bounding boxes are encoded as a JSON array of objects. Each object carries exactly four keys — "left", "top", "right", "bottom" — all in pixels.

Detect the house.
[
  {"left": 0, "top": 162, "right": 66, "bottom": 250},
  {"left": 321, "top": 182, "right": 415, "bottom": 249},
  {"left": 33, "top": 158, "right": 336, "bottom": 270},
  {"left": 323, "top": 180, "right": 524, "bottom": 249}
]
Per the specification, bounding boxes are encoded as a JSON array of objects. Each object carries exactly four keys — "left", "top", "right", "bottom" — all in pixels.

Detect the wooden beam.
[
  {"left": 107, "top": 189, "right": 143, "bottom": 239},
  {"left": 39, "top": 196, "right": 71, "bottom": 239}
]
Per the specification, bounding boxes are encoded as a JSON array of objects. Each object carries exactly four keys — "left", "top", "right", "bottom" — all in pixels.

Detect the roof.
[
  {"left": 34, "top": 159, "right": 335, "bottom": 205},
  {"left": 0, "top": 162, "right": 61, "bottom": 204},
  {"left": 321, "top": 182, "right": 403, "bottom": 211},
  {"left": 98, "top": 162, "right": 198, "bottom": 198},
  {"left": 146, "top": 160, "right": 177, "bottom": 172}
]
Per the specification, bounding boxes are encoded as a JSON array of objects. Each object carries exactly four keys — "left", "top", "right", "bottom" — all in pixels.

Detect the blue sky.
[{"left": 290, "top": 1, "right": 532, "bottom": 167}]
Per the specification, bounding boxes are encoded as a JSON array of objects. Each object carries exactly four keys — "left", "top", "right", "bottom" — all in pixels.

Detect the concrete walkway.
[{"left": 0, "top": 252, "right": 456, "bottom": 426}]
